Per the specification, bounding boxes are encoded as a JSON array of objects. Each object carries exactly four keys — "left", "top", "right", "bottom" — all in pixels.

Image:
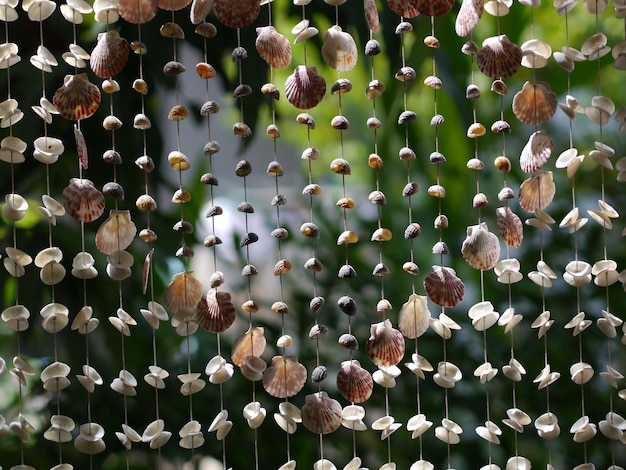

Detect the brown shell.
[
  {"left": 416, "top": 0, "right": 454, "bottom": 16},
  {"left": 518, "top": 171, "right": 556, "bottom": 213},
  {"left": 74, "top": 125, "right": 88, "bottom": 170},
  {"left": 197, "top": 289, "right": 236, "bottom": 333},
  {"left": 321, "top": 26, "right": 358, "bottom": 72},
  {"left": 398, "top": 293, "right": 431, "bottom": 339},
  {"left": 336, "top": 360, "right": 373, "bottom": 404},
  {"left": 285, "top": 65, "right": 326, "bottom": 110},
  {"left": 262, "top": 356, "right": 307, "bottom": 398},
  {"left": 364, "top": 0, "right": 380, "bottom": 33},
  {"left": 190, "top": 0, "right": 214, "bottom": 24},
  {"left": 455, "top": 0, "right": 483, "bottom": 37},
  {"left": 387, "top": 0, "right": 420, "bottom": 17},
  {"left": 53, "top": 74, "right": 101, "bottom": 121},
  {"left": 163, "top": 271, "right": 204, "bottom": 315},
  {"left": 256, "top": 26, "right": 292, "bottom": 69},
  {"left": 513, "top": 81, "right": 558, "bottom": 126},
  {"left": 158, "top": 0, "right": 192, "bottom": 10},
  {"left": 424, "top": 265, "right": 465, "bottom": 307},
  {"left": 95, "top": 210, "right": 137, "bottom": 255},
  {"left": 231, "top": 326, "right": 266, "bottom": 367},
  {"left": 90, "top": 31, "right": 130, "bottom": 79},
  {"left": 477, "top": 35, "right": 522, "bottom": 79},
  {"left": 496, "top": 206, "right": 523, "bottom": 248},
  {"left": 301, "top": 391, "right": 343, "bottom": 435},
  {"left": 213, "top": 0, "right": 259, "bottom": 28},
  {"left": 366, "top": 319, "right": 405, "bottom": 367},
  {"left": 117, "top": 0, "right": 159, "bottom": 24},
  {"left": 519, "top": 130, "right": 554, "bottom": 173},
  {"left": 461, "top": 222, "right": 501, "bottom": 271},
  {"left": 62, "top": 178, "right": 105, "bottom": 223}
]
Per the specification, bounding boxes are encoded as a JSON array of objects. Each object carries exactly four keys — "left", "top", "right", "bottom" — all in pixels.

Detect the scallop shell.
[
  {"left": 232, "top": 326, "right": 266, "bottom": 367},
  {"left": 213, "top": 0, "right": 259, "bottom": 28},
  {"left": 197, "top": 289, "right": 236, "bottom": 333},
  {"left": 190, "top": 0, "right": 213, "bottom": 24},
  {"left": 455, "top": 0, "right": 484, "bottom": 37},
  {"left": 398, "top": 293, "right": 431, "bottom": 339},
  {"left": 301, "top": 391, "right": 343, "bottom": 435},
  {"left": 285, "top": 65, "right": 326, "bottom": 110},
  {"left": 321, "top": 26, "right": 358, "bottom": 72},
  {"left": 53, "top": 73, "right": 101, "bottom": 121},
  {"left": 336, "top": 359, "right": 373, "bottom": 404},
  {"left": 364, "top": 0, "right": 380, "bottom": 33},
  {"left": 496, "top": 206, "right": 523, "bottom": 248},
  {"left": 519, "top": 130, "right": 553, "bottom": 173},
  {"left": 461, "top": 222, "right": 500, "bottom": 271},
  {"left": 477, "top": 35, "right": 522, "bottom": 79},
  {"left": 256, "top": 26, "right": 292, "bottom": 69},
  {"left": 62, "top": 178, "right": 105, "bottom": 223},
  {"left": 262, "top": 356, "right": 307, "bottom": 398},
  {"left": 95, "top": 210, "right": 137, "bottom": 255},
  {"left": 424, "top": 265, "right": 465, "bottom": 307},
  {"left": 90, "top": 31, "right": 130, "bottom": 79},
  {"left": 387, "top": 0, "right": 420, "bottom": 17},
  {"left": 117, "top": 0, "right": 159, "bottom": 23},
  {"left": 416, "top": 0, "right": 454, "bottom": 16},
  {"left": 163, "top": 271, "right": 204, "bottom": 315},
  {"left": 158, "top": 0, "right": 192, "bottom": 10},
  {"left": 518, "top": 171, "right": 556, "bottom": 213},
  {"left": 366, "top": 319, "right": 405, "bottom": 367},
  {"left": 512, "top": 81, "right": 558, "bottom": 126}
]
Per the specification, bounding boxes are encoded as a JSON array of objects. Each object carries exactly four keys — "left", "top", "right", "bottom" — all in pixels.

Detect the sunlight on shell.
[
  {"left": 301, "top": 391, "right": 343, "bottom": 435},
  {"left": 455, "top": 0, "right": 484, "bottom": 37},
  {"left": 461, "top": 222, "right": 501, "bottom": 271},
  {"left": 196, "top": 289, "right": 236, "bottom": 333},
  {"left": 90, "top": 31, "right": 130, "bottom": 79},
  {"left": 232, "top": 326, "right": 266, "bottom": 367},
  {"left": 95, "top": 210, "right": 137, "bottom": 255},
  {"left": 366, "top": 319, "right": 405, "bottom": 367},
  {"left": 398, "top": 293, "right": 431, "bottom": 339},
  {"left": 321, "top": 26, "right": 358, "bottom": 72},
  {"left": 62, "top": 178, "right": 105, "bottom": 223},
  {"left": 163, "top": 271, "right": 204, "bottom": 315},
  {"left": 477, "top": 35, "right": 522, "bottom": 79},
  {"left": 519, "top": 171, "right": 556, "bottom": 213},
  {"left": 285, "top": 65, "right": 326, "bottom": 110},
  {"left": 424, "top": 265, "right": 465, "bottom": 307},
  {"left": 262, "top": 356, "right": 307, "bottom": 398},
  {"left": 513, "top": 81, "right": 558, "bottom": 126},
  {"left": 256, "top": 26, "right": 292, "bottom": 69},
  {"left": 53, "top": 73, "right": 101, "bottom": 120}
]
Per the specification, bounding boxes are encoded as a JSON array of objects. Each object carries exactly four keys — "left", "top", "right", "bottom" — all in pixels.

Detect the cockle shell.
[
  {"left": 90, "top": 31, "right": 129, "bottom": 79},
  {"left": 364, "top": 0, "right": 380, "bottom": 33},
  {"left": 398, "top": 293, "right": 431, "bottom": 339},
  {"left": 336, "top": 359, "right": 373, "bottom": 403},
  {"left": 262, "top": 356, "right": 307, "bottom": 398},
  {"left": 163, "top": 271, "right": 203, "bottom": 315},
  {"left": 455, "top": 0, "right": 484, "bottom": 37},
  {"left": 232, "top": 326, "right": 266, "bottom": 367},
  {"left": 213, "top": 0, "right": 259, "bottom": 28},
  {"left": 496, "top": 206, "right": 523, "bottom": 247},
  {"left": 461, "top": 222, "right": 500, "bottom": 271},
  {"left": 190, "top": 0, "right": 213, "bottom": 24},
  {"left": 321, "top": 26, "right": 358, "bottom": 72},
  {"left": 301, "top": 391, "right": 342, "bottom": 435},
  {"left": 158, "top": 0, "right": 192, "bottom": 10},
  {"left": 95, "top": 210, "right": 137, "bottom": 255},
  {"left": 366, "top": 319, "right": 405, "bottom": 367},
  {"left": 519, "top": 130, "right": 553, "bottom": 173},
  {"left": 424, "top": 265, "right": 465, "bottom": 307},
  {"left": 117, "top": 0, "right": 159, "bottom": 23},
  {"left": 518, "top": 171, "right": 556, "bottom": 213},
  {"left": 196, "top": 289, "right": 236, "bottom": 333},
  {"left": 285, "top": 65, "right": 326, "bottom": 110},
  {"left": 513, "top": 81, "right": 558, "bottom": 126},
  {"left": 477, "top": 35, "right": 522, "bottom": 79},
  {"left": 387, "top": 0, "right": 420, "bottom": 17},
  {"left": 62, "top": 178, "right": 105, "bottom": 223},
  {"left": 53, "top": 73, "right": 101, "bottom": 120},
  {"left": 256, "top": 26, "right": 292, "bottom": 69},
  {"left": 416, "top": 0, "right": 454, "bottom": 16}
]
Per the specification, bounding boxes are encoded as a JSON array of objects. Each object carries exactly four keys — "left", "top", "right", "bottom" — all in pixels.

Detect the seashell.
[
  {"left": 285, "top": 65, "right": 326, "bottom": 110},
  {"left": 496, "top": 206, "right": 523, "bottom": 248},
  {"left": 338, "top": 333, "right": 358, "bottom": 350},
  {"left": 416, "top": 0, "right": 454, "bottom": 16},
  {"left": 262, "top": 356, "right": 307, "bottom": 398},
  {"left": 364, "top": 0, "right": 379, "bottom": 32},
  {"left": 322, "top": 26, "right": 358, "bottom": 72},
  {"left": 461, "top": 222, "right": 500, "bottom": 270},
  {"left": 196, "top": 289, "right": 236, "bottom": 333},
  {"left": 213, "top": 0, "right": 259, "bottom": 28},
  {"left": 163, "top": 271, "right": 203, "bottom": 315},
  {"left": 424, "top": 265, "right": 465, "bottom": 307},
  {"left": 398, "top": 293, "right": 431, "bottom": 339},
  {"left": 336, "top": 360, "right": 373, "bottom": 403},
  {"left": 366, "top": 319, "right": 405, "bottom": 367},
  {"left": 117, "top": 0, "right": 159, "bottom": 23},
  {"left": 311, "top": 365, "right": 327, "bottom": 383},
  {"left": 53, "top": 73, "right": 101, "bottom": 120},
  {"left": 256, "top": 26, "right": 292, "bottom": 69},
  {"left": 190, "top": 0, "right": 213, "bottom": 24},
  {"left": 62, "top": 178, "right": 105, "bottom": 223},
  {"left": 518, "top": 171, "right": 556, "bottom": 213},
  {"left": 301, "top": 391, "right": 343, "bottom": 435},
  {"left": 477, "top": 35, "right": 522, "bottom": 79},
  {"left": 513, "top": 81, "right": 558, "bottom": 126},
  {"left": 387, "top": 0, "right": 420, "bottom": 18},
  {"left": 158, "top": 0, "right": 192, "bottom": 10},
  {"left": 90, "top": 31, "right": 129, "bottom": 79},
  {"left": 455, "top": 0, "right": 484, "bottom": 37},
  {"left": 95, "top": 210, "right": 137, "bottom": 255}
]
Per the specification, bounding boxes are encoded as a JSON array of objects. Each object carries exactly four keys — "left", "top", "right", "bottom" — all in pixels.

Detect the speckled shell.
[
  {"left": 518, "top": 171, "right": 556, "bottom": 213},
  {"left": 95, "top": 210, "right": 137, "bottom": 254},
  {"left": 461, "top": 222, "right": 500, "bottom": 271},
  {"left": 62, "top": 178, "right": 105, "bottom": 223},
  {"left": 163, "top": 271, "right": 204, "bottom": 315},
  {"left": 53, "top": 73, "right": 101, "bottom": 121},
  {"left": 197, "top": 289, "right": 236, "bottom": 333},
  {"left": 416, "top": 0, "right": 454, "bottom": 16},
  {"left": 398, "top": 293, "right": 431, "bottom": 339},
  {"left": 513, "top": 81, "right": 558, "bottom": 126},
  {"left": 364, "top": 0, "right": 380, "bottom": 33},
  {"left": 496, "top": 206, "right": 523, "bottom": 248},
  {"left": 262, "top": 356, "right": 307, "bottom": 398},
  {"left": 90, "top": 31, "right": 130, "bottom": 79},
  {"left": 455, "top": 0, "right": 483, "bottom": 37},
  {"left": 424, "top": 265, "right": 465, "bottom": 307},
  {"left": 158, "top": 0, "right": 192, "bottom": 11},
  {"left": 231, "top": 326, "right": 266, "bottom": 367},
  {"left": 285, "top": 65, "right": 327, "bottom": 110},
  {"left": 190, "top": 0, "right": 213, "bottom": 24},
  {"left": 301, "top": 391, "right": 343, "bottom": 435},
  {"left": 387, "top": 0, "right": 420, "bottom": 17},
  {"left": 213, "top": 0, "right": 259, "bottom": 28},
  {"left": 336, "top": 359, "right": 373, "bottom": 404},
  {"left": 256, "top": 26, "right": 292, "bottom": 69},
  {"left": 519, "top": 130, "right": 553, "bottom": 173},
  {"left": 366, "top": 319, "right": 405, "bottom": 367},
  {"left": 477, "top": 35, "right": 522, "bottom": 79},
  {"left": 117, "top": 0, "right": 159, "bottom": 24},
  {"left": 321, "top": 26, "right": 358, "bottom": 72}
]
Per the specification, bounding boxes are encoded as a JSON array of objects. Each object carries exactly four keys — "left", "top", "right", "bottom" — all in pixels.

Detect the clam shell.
[
  {"left": 496, "top": 206, "right": 523, "bottom": 248},
  {"left": 364, "top": 0, "right": 379, "bottom": 32},
  {"left": 462, "top": 222, "right": 500, "bottom": 271},
  {"left": 322, "top": 25, "right": 358, "bottom": 72},
  {"left": 231, "top": 326, "right": 266, "bottom": 367},
  {"left": 53, "top": 73, "right": 101, "bottom": 121},
  {"left": 163, "top": 271, "right": 203, "bottom": 315},
  {"left": 62, "top": 178, "right": 105, "bottom": 223},
  {"left": 158, "top": 0, "right": 192, "bottom": 10},
  {"left": 455, "top": 0, "right": 484, "bottom": 36},
  {"left": 95, "top": 210, "right": 137, "bottom": 255},
  {"left": 256, "top": 26, "right": 291, "bottom": 69},
  {"left": 424, "top": 265, "right": 465, "bottom": 307},
  {"left": 117, "top": 0, "right": 159, "bottom": 24},
  {"left": 90, "top": 31, "right": 129, "bottom": 79},
  {"left": 513, "top": 81, "right": 558, "bottom": 126},
  {"left": 398, "top": 293, "right": 431, "bottom": 339},
  {"left": 477, "top": 35, "right": 522, "bottom": 79},
  {"left": 387, "top": 0, "right": 420, "bottom": 17},
  {"left": 366, "top": 319, "right": 405, "bottom": 367},
  {"left": 416, "top": 0, "right": 455, "bottom": 16},
  {"left": 520, "top": 130, "right": 553, "bottom": 173},
  {"left": 190, "top": 0, "right": 213, "bottom": 24},
  {"left": 213, "top": 0, "right": 259, "bottom": 28},
  {"left": 196, "top": 289, "right": 236, "bottom": 333},
  {"left": 336, "top": 359, "right": 373, "bottom": 403},
  {"left": 262, "top": 356, "right": 307, "bottom": 398},
  {"left": 301, "top": 391, "right": 343, "bottom": 435},
  {"left": 285, "top": 65, "right": 326, "bottom": 110},
  {"left": 518, "top": 171, "right": 556, "bottom": 213}
]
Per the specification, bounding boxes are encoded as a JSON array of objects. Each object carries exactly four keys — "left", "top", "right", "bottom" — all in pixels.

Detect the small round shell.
[
  {"left": 513, "top": 81, "right": 558, "bottom": 125},
  {"left": 262, "top": 356, "right": 307, "bottom": 398},
  {"left": 477, "top": 35, "right": 522, "bottom": 79},
  {"left": 285, "top": 65, "right": 326, "bottom": 110},
  {"left": 90, "top": 31, "right": 129, "bottom": 79},
  {"left": 197, "top": 289, "right": 236, "bottom": 333},
  {"left": 520, "top": 130, "right": 554, "bottom": 173},
  {"left": 95, "top": 210, "right": 137, "bottom": 255},
  {"left": 62, "top": 178, "right": 105, "bottom": 223},
  {"left": 387, "top": 0, "right": 420, "bottom": 18},
  {"left": 321, "top": 25, "right": 358, "bottom": 72},
  {"left": 461, "top": 222, "right": 501, "bottom": 271},
  {"left": 256, "top": 26, "right": 292, "bottom": 69},
  {"left": 366, "top": 319, "right": 405, "bottom": 367},
  {"left": 163, "top": 271, "right": 203, "bottom": 315},
  {"left": 496, "top": 206, "right": 523, "bottom": 248},
  {"left": 336, "top": 360, "right": 373, "bottom": 404},
  {"left": 518, "top": 171, "right": 556, "bottom": 213},
  {"left": 213, "top": 0, "right": 259, "bottom": 28},
  {"left": 53, "top": 73, "right": 101, "bottom": 121},
  {"left": 424, "top": 265, "right": 465, "bottom": 307},
  {"left": 398, "top": 293, "right": 431, "bottom": 339},
  {"left": 301, "top": 391, "right": 342, "bottom": 435}
]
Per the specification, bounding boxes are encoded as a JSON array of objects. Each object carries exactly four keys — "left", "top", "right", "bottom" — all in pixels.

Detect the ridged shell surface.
[
  {"left": 477, "top": 35, "right": 522, "bottom": 79},
  {"left": 197, "top": 289, "right": 236, "bottom": 333},
  {"left": 518, "top": 171, "right": 556, "bottom": 213},
  {"left": 519, "top": 130, "right": 553, "bottom": 173},
  {"left": 232, "top": 326, "right": 266, "bottom": 367},
  {"left": 117, "top": 0, "right": 159, "bottom": 24},
  {"left": 513, "top": 81, "right": 558, "bottom": 126},
  {"left": 455, "top": 0, "right": 484, "bottom": 37},
  {"left": 163, "top": 271, "right": 203, "bottom": 315},
  {"left": 301, "top": 391, "right": 343, "bottom": 435},
  {"left": 256, "top": 26, "right": 292, "bottom": 69},
  {"left": 364, "top": 0, "right": 380, "bottom": 33},
  {"left": 387, "top": 0, "right": 420, "bottom": 17},
  {"left": 424, "top": 265, "right": 465, "bottom": 307},
  {"left": 262, "top": 356, "right": 307, "bottom": 398},
  {"left": 366, "top": 319, "right": 405, "bottom": 367},
  {"left": 336, "top": 360, "right": 373, "bottom": 404},
  {"left": 321, "top": 26, "right": 358, "bottom": 72},
  {"left": 285, "top": 66, "right": 326, "bottom": 110},
  {"left": 496, "top": 206, "right": 523, "bottom": 248},
  {"left": 416, "top": 0, "right": 455, "bottom": 16},
  {"left": 158, "top": 0, "right": 192, "bottom": 11},
  {"left": 461, "top": 222, "right": 501, "bottom": 271},
  {"left": 53, "top": 74, "right": 101, "bottom": 121},
  {"left": 398, "top": 293, "right": 431, "bottom": 339},
  {"left": 190, "top": 0, "right": 213, "bottom": 24},
  {"left": 213, "top": 0, "right": 259, "bottom": 28},
  {"left": 62, "top": 178, "right": 105, "bottom": 223},
  {"left": 90, "top": 31, "right": 130, "bottom": 79},
  {"left": 95, "top": 210, "right": 137, "bottom": 255}
]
